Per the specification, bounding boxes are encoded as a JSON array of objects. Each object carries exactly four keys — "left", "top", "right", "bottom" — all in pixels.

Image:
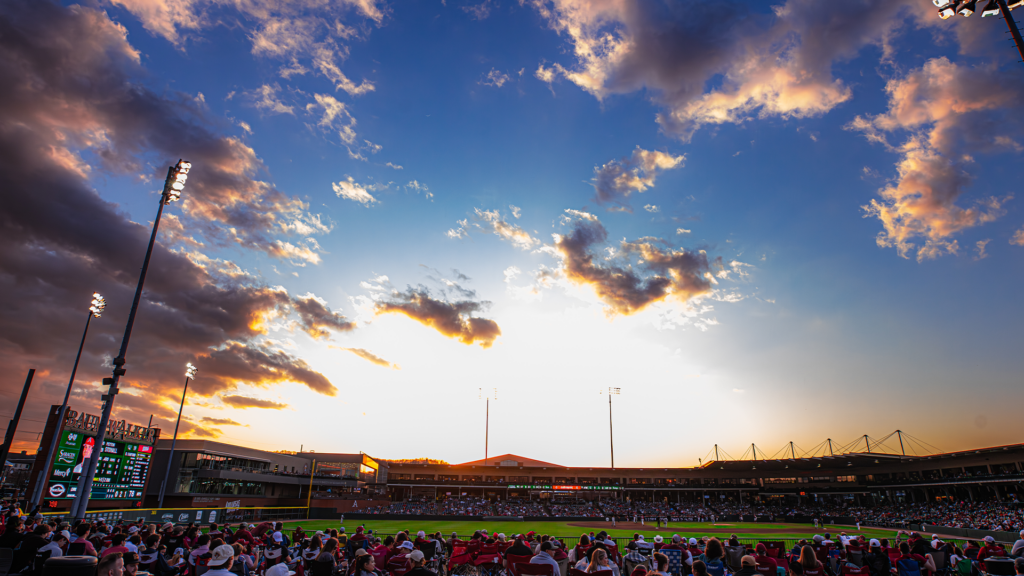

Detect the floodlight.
[
  {"left": 981, "top": 0, "right": 1001, "bottom": 15},
  {"left": 89, "top": 293, "right": 106, "bottom": 317},
  {"left": 959, "top": 0, "right": 978, "bottom": 15}
]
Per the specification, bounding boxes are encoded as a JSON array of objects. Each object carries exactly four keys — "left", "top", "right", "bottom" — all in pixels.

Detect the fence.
[{"left": 40, "top": 505, "right": 309, "bottom": 525}]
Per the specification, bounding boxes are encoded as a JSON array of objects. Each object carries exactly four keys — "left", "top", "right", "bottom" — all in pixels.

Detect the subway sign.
[{"left": 507, "top": 484, "right": 621, "bottom": 491}]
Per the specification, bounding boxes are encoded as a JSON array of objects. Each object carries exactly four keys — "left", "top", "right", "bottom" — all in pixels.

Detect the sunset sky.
[{"left": 2, "top": 0, "right": 1023, "bottom": 469}]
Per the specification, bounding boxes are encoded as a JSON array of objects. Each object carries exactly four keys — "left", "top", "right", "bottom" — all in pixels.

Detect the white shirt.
[
  {"left": 125, "top": 542, "right": 139, "bottom": 553},
  {"left": 40, "top": 541, "right": 64, "bottom": 558},
  {"left": 205, "top": 568, "right": 235, "bottom": 576},
  {"left": 1010, "top": 539, "right": 1024, "bottom": 557}
]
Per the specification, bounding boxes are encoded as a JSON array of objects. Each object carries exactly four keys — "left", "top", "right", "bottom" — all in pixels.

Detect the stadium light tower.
[
  {"left": 480, "top": 388, "right": 496, "bottom": 466},
  {"left": 69, "top": 160, "right": 191, "bottom": 520},
  {"left": 158, "top": 362, "right": 197, "bottom": 508},
  {"left": 607, "top": 387, "right": 620, "bottom": 469},
  {"left": 936, "top": 0, "right": 1024, "bottom": 64},
  {"left": 29, "top": 293, "right": 105, "bottom": 507}
]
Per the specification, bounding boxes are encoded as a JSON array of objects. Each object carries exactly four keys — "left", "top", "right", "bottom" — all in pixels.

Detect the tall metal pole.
[
  {"left": 608, "top": 394, "right": 615, "bottom": 469},
  {"left": 996, "top": 0, "right": 1024, "bottom": 64},
  {"left": 31, "top": 310, "right": 97, "bottom": 507},
  {"left": 306, "top": 459, "right": 315, "bottom": 511},
  {"left": 158, "top": 374, "right": 191, "bottom": 508},
  {"left": 484, "top": 398, "right": 489, "bottom": 467},
  {"left": 790, "top": 442, "right": 796, "bottom": 459},
  {"left": 827, "top": 439, "right": 834, "bottom": 456},
  {"left": 0, "top": 369, "right": 36, "bottom": 467},
  {"left": 897, "top": 430, "right": 906, "bottom": 456},
  {"left": 71, "top": 163, "right": 184, "bottom": 520},
  {"left": 715, "top": 444, "right": 719, "bottom": 461},
  {"left": 864, "top": 435, "right": 871, "bottom": 453}
]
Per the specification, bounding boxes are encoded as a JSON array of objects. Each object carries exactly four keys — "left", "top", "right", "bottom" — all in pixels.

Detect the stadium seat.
[
  {"left": 725, "top": 547, "right": 746, "bottom": 570},
  {"left": 847, "top": 551, "right": 864, "bottom": 568},
  {"left": 841, "top": 566, "right": 871, "bottom": 576},
  {"left": 983, "top": 559, "right": 1015, "bottom": 576},
  {"left": 660, "top": 548, "right": 684, "bottom": 576}
]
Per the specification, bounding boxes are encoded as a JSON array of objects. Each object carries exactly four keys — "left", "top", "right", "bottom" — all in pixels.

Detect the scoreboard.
[{"left": 45, "top": 429, "right": 154, "bottom": 502}]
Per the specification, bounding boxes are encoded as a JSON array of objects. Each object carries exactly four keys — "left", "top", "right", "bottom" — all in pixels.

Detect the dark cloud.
[
  {"left": 222, "top": 396, "right": 290, "bottom": 410},
  {"left": 533, "top": 0, "right": 936, "bottom": 141},
  {"left": 375, "top": 289, "right": 501, "bottom": 349},
  {"left": 0, "top": 0, "right": 345, "bottom": 449},
  {"left": 554, "top": 211, "right": 716, "bottom": 315}
]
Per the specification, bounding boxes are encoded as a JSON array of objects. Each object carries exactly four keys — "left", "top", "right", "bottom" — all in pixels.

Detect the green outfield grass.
[{"left": 274, "top": 520, "right": 896, "bottom": 541}]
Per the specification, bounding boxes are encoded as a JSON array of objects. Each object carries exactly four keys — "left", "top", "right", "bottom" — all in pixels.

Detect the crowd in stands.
[
  {"left": 494, "top": 501, "right": 549, "bottom": 517},
  {"left": 547, "top": 503, "right": 603, "bottom": 518}
]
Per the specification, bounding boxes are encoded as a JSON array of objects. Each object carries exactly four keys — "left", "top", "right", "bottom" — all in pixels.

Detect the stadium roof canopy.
[{"left": 456, "top": 454, "right": 564, "bottom": 467}]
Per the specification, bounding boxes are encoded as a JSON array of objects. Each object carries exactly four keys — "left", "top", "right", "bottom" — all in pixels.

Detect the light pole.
[
  {"left": 158, "top": 362, "right": 196, "bottom": 508},
  {"left": 69, "top": 159, "right": 191, "bottom": 520},
  {"left": 937, "top": 0, "right": 1024, "bottom": 64},
  {"left": 29, "top": 294, "right": 105, "bottom": 507},
  {"left": 607, "top": 387, "right": 620, "bottom": 469}
]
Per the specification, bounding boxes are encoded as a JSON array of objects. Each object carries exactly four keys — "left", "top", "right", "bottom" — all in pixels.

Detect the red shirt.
[{"left": 102, "top": 545, "right": 130, "bottom": 558}]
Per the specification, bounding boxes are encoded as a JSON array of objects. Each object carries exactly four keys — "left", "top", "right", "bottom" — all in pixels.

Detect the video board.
[{"left": 45, "top": 429, "right": 153, "bottom": 501}]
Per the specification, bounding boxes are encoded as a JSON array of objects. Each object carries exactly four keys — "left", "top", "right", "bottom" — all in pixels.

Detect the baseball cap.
[
  {"left": 741, "top": 556, "right": 756, "bottom": 567},
  {"left": 654, "top": 536, "right": 663, "bottom": 543},
  {"left": 208, "top": 545, "right": 234, "bottom": 567},
  {"left": 672, "top": 535, "right": 682, "bottom": 543},
  {"left": 162, "top": 523, "right": 174, "bottom": 531},
  {"left": 870, "top": 539, "right": 881, "bottom": 547},
  {"left": 409, "top": 551, "right": 425, "bottom": 562},
  {"left": 417, "top": 531, "right": 426, "bottom": 538},
  {"left": 756, "top": 544, "right": 766, "bottom": 553},
  {"left": 59, "top": 530, "right": 72, "bottom": 541},
  {"left": 354, "top": 549, "right": 368, "bottom": 557},
  {"left": 123, "top": 553, "right": 141, "bottom": 566},
  {"left": 689, "top": 538, "right": 697, "bottom": 545},
  {"left": 400, "top": 541, "right": 415, "bottom": 550},
  {"left": 128, "top": 526, "right": 139, "bottom": 533},
  {"left": 273, "top": 532, "right": 283, "bottom": 542},
  {"left": 985, "top": 536, "right": 995, "bottom": 543}
]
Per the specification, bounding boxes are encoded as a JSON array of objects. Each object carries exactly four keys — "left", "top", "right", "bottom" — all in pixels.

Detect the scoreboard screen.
[{"left": 45, "top": 429, "right": 153, "bottom": 501}]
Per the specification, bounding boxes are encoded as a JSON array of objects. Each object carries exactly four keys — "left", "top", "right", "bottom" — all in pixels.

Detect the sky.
[{"left": 1, "top": 0, "right": 1023, "bottom": 469}]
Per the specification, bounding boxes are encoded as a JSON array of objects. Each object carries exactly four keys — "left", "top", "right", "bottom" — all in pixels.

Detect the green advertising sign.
[{"left": 44, "top": 429, "right": 153, "bottom": 502}]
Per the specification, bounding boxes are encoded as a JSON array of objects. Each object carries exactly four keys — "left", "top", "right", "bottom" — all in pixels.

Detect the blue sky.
[{"left": 1, "top": 0, "right": 1022, "bottom": 466}]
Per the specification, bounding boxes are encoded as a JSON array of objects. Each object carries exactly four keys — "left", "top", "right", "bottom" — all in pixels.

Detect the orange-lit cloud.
[
  {"left": 849, "top": 58, "right": 1022, "bottom": 261},
  {"left": 447, "top": 208, "right": 539, "bottom": 250},
  {"left": 554, "top": 211, "right": 716, "bottom": 315},
  {"left": 0, "top": 0, "right": 346, "bottom": 451},
  {"left": 375, "top": 289, "right": 501, "bottom": 348},
  {"left": 592, "top": 147, "right": 684, "bottom": 209},
  {"left": 222, "top": 395, "right": 290, "bottom": 410},
  {"left": 527, "top": 0, "right": 933, "bottom": 141},
  {"left": 335, "top": 347, "right": 400, "bottom": 370},
  {"left": 201, "top": 417, "right": 247, "bottom": 426}
]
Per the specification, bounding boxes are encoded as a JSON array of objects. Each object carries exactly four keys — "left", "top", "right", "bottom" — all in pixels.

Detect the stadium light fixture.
[
  {"left": 69, "top": 159, "right": 194, "bottom": 520},
  {"left": 158, "top": 362, "right": 198, "bottom": 508},
  {"left": 939, "top": 0, "right": 1024, "bottom": 63},
  {"left": 28, "top": 292, "right": 106, "bottom": 507}
]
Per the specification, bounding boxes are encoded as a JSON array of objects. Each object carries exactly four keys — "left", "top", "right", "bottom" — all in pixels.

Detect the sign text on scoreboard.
[
  {"left": 44, "top": 428, "right": 153, "bottom": 504},
  {"left": 507, "top": 484, "right": 621, "bottom": 491}
]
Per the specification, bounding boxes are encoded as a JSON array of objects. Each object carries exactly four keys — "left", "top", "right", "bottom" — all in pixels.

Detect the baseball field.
[{"left": 276, "top": 520, "right": 895, "bottom": 541}]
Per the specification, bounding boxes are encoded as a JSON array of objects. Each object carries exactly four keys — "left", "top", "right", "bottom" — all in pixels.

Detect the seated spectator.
[
  {"left": 98, "top": 552, "right": 125, "bottom": 576},
  {"left": 123, "top": 552, "right": 141, "bottom": 576},
  {"left": 40, "top": 529, "right": 70, "bottom": 559},
  {"left": 735, "top": 556, "right": 759, "bottom": 576},
  {"left": 863, "top": 539, "right": 890, "bottom": 576},
  {"left": 407, "top": 550, "right": 435, "bottom": 576},
  {"left": 651, "top": 552, "right": 670, "bottom": 576},
  {"left": 508, "top": 536, "right": 534, "bottom": 558},
  {"left": 531, "top": 542, "right": 561, "bottom": 576},
  {"left": 754, "top": 544, "right": 777, "bottom": 576},
  {"left": 798, "top": 546, "right": 823, "bottom": 576}
]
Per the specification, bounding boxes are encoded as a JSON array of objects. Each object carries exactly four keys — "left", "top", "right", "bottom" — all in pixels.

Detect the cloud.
[
  {"left": 463, "top": 0, "right": 495, "bottom": 20},
  {"left": 405, "top": 180, "right": 433, "bottom": 200},
  {"left": 201, "top": 417, "right": 247, "bottom": 426},
  {"left": 535, "top": 63, "right": 558, "bottom": 84},
  {"left": 221, "top": 395, "right": 290, "bottom": 410},
  {"left": 552, "top": 210, "right": 716, "bottom": 316},
  {"left": 849, "top": 58, "right": 1022, "bottom": 261},
  {"left": 333, "top": 176, "right": 378, "bottom": 204},
  {"left": 109, "top": 0, "right": 382, "bottom": 97},
  {"left": 308, "top": 93, "right": 358, "bottom": 145},
  {"left": 480, "top": 68, "right": 511, "bottom": 88},
  {"left": 975, "top": 239, "right": 990, "bottom": 260},
  {"left": 592, "top": 146, "right": 684, "bottom": 208},
  {"left": 336, "top": 347, "right": 400, "bottom": 369},
  {"left": 644, "top": 204, "right": 660, "bottom": 213},
  {"left": 293, "top": 292, "right": 357, "bottom": 339},
  {"left": 247, "top": 84, "right": 295, "bottom": 115},
  {"left": 375, "top": 288, "right": 501, "bottom": 348},
  {"left": 527, "top": 0, "right": 934, "bottom": 141},
  {"left": 386, "top": 161, "right": 403, "bottom": 170},
  {"left": 447, "top": 208, "right": 539, "bottom": 249},
  {"left": 0, "top": 0, "right": 346, "bottom": 449},
  {"left": 676, "top": 228, "right": 691, "bottom": 235},
  {"left": 1012, "top": 228, "right": 1024, "bottom": 246}
]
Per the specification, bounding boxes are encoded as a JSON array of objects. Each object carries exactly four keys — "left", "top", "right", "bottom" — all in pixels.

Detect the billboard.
[{"left": 44, "top": 429, "right": 153, "bottom": 504}]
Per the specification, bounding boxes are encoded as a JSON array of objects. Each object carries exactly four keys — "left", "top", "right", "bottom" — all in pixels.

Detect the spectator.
[
  {"left": 754, "top": 544, "right": 777, "bottom": 575},
  {"left": 1013, "top": 531, "right": 1024, "bottom": 558},
  {"left": 0, "top": 516, "right": 24, "bottom": 549},
  {"left": 1015, "top": 558, "right": 1024, "bottom": 576},
  {"left": 897, "top": 542, "right": 936, "bottom": 576},
  {"left": 98, "top": 552, "right": 125, "bottom": 576},
  {"left": 407, "top": 550, "right": 435, "bottom": 576},
  {"left": 40, "top": 530, "right": 70, "bottom": 559},
  {"left": 587, "top": 548, "right": 619, "bottom": 576},
  {"left": 13, "top": 524, "right": 50, "bottom": 573},
  {"left": 123, "top": 552, "right": 141, "bottom": 576},
  {"left": 798, "top": 546, "right": 823, "bottom": 576},
  {"left": 508, "top": 536, "right": 533, "bottom": 557},
  {"left": 354, "top": 553, "right": 377, "bottom": 576},
  {"left": 651, "top": 552, "right": 671, "bottom": 576},
  {"left": 204, "top": 545, "right": 236, "bottom": 576},
  {"left": 70, "top": 523, "right": 98, "bottom": 557},
  {"left": 862, "top": 539, "right": 890, "bottom": 576},
  {"left": 735, "top": 556, "right": 759, "bottom": 576},
  {"left": 692, "top": 561, "right": 708, "bottom": 576},
  {"left": 698, "top": 538, "right": 725, "bottom": 565},
  {"left": 531, "top": 542, "right": 561, "bottom": 576}
]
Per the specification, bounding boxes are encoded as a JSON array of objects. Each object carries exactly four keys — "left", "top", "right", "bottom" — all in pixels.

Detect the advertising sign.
[{"left": 44, "top": 429, "right": 153, "bottom": 503}]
